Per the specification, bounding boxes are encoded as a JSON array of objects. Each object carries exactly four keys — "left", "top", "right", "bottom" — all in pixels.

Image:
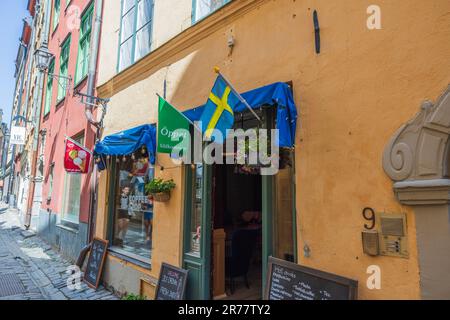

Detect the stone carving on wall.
[{"left": 383, "top": 86, "right": 450, "bottom": 183}]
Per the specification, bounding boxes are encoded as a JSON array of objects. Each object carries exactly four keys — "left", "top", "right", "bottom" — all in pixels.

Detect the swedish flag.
[{"left": 200, "top": 75, "right": 240, "bottom": 143}]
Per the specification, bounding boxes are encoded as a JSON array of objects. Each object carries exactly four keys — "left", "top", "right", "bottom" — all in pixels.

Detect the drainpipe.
[
  {"left": 25, "top": 0, "right": 51, "bottom": 229},
  {"left": 86, "top": 0, "right": 104, "bottom": 243}
]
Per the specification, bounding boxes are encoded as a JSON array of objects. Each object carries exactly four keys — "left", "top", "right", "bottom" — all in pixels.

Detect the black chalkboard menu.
[
  {"left": 84, "top": 238, "right": 109, "bottom": 290},
  {"left": 155, "top": 263, "right": 189, "bottom": 300},
  {"left": 265, "top": 257, "right": 358, "bottom": 300}
]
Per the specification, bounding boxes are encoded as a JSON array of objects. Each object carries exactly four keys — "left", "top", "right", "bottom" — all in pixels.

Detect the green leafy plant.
[
  {"left": 145, "top": 178, "right": 176, "bottom": 194},
  {"left": 122, "top": 293, "right": 147, "bottom": 300}
]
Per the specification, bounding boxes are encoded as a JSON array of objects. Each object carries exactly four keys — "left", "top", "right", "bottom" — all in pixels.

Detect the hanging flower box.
[
  {"left": 151, "top": 191, "right": 171, "bottom": 203},
  {"left": 145, "top": 178, "right": 176, "bottom": 203}
]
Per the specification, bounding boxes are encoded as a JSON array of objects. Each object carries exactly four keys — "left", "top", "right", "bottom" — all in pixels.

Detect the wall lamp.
[{"left": 34, "top": 42, "right": 72, "bottom": 92}]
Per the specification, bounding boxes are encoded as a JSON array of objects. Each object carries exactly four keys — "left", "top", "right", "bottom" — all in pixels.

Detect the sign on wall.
[
  {"left": 9, "top": 126, "right": 26, "bottom": 145},
  {"left": 64, "top": 137, "right": 92, "bottom": 174}
]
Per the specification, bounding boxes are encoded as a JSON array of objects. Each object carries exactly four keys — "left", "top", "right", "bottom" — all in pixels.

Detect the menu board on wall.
[
  {"left": 155, "top": 263, "right": 189, "bottom": 300},
  {"left": 83, "top": 238, "right": 109, "bottom": 290},
  {"left": 264, "top": 257, "right": 358, "bottom": 300}
]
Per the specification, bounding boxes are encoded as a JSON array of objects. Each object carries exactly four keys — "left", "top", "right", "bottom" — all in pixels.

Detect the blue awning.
[
  {"left": 183, "top": 82, "right": 298, "bottom": 147},
  {"left": 94, "top": 82, "right": 297, "bottom": 171},
  {"left": 94, "top": 124, "right": 156, "bottom": 169}
]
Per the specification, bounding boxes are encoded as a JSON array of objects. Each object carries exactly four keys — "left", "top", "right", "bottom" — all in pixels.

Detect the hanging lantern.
[
  {"left": 122, "top": 155, "right": 127, "bottom": 162},
  {"left": 141, "top": 146, "right": 147, "bottom": 155},
  {"left": 131, "top": 153, "right": 136, "bottom": 160},
  {"left": 106, "top": 155, "right": 111, "bottom": 160}
]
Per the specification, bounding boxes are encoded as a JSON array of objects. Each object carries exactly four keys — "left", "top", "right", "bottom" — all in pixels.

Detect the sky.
[{"left": 0, "top": 0, "right": 29, "bottom": 127}]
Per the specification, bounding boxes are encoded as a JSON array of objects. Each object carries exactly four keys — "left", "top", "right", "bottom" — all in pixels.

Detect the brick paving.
[{"left": 0, "top": 204, "right": 119, "bottom": 300}]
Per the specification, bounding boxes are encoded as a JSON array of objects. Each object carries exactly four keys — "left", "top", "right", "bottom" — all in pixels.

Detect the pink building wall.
[{"left": 40, "top": 0, "right": 99, "bottom": 224}]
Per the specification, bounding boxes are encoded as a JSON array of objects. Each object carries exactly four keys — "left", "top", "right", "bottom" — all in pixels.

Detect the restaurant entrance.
[
  {"left": 183, "top": 107, "right": 297, "bottom": 300},
  {"left": 212, "top": 163, "right": 263, "bottom": 299}
]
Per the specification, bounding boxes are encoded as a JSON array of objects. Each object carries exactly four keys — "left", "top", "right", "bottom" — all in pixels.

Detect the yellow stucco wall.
[
  {"left": 97, "top": 0, "right": 192, "bottom": 86},
  {"left": 95, "top": 0, "right": 450, "bottom": 299}
]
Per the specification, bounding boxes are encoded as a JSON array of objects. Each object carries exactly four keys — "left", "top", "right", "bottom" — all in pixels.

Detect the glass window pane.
[
  {"left": 44, "top": 62, "right": 54, "bottom": 115},
  {"left": 136, "top": 0, "right": 152, "bottom": 30},
  {"left": 61, "top": 136, "right": 84, "bottom": 224},
  {"left": 122, "top": 0, "right": 135, "bottom": 15},
  {"left": 134, "top": 23, "right": 152, "bottom": 61},
  {"left": 112, "top": 154, "right": 153, "bottom": 260},
  {"left": 190, "top": 165, "right": 203, "bottom": 255},
  {"left": 62, "top": 174, "right": 82, "bottom": 223},
  {"left": 121, "top": 7, "right": 136, "bottom": 43},
  {"left": 194, "top": 0, "right": 229, "bottom": 22},
  {"left": 118, "top": 38, "right": 133, "bottom": 71}
]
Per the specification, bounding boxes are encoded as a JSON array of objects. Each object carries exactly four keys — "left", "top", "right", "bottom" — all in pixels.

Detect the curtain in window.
[
  {"left": 119, "top": 0, "right": 154, "bottom": 71},
  {"left": 194, "top": 0, "right": 230, "bottom": 22}
]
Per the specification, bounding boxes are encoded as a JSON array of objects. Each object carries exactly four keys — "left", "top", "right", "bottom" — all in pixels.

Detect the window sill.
[
  {"left": 108, "top": 246, "right": 152, "bottom": 270},
  {"left": 56, "top": 222, "right": 79, "bottom": 234},
  {"left": 74, "top": 75, "right": 88, "bottom": 91},
  {"left": 55, "top": 97, "right": 66, "bottom": 109},
  {"left": 51, "top": 24, "right": 59, "bottom": 38},
  {"left": 64, "top": 1, "right": 73, "bottom": 13}
]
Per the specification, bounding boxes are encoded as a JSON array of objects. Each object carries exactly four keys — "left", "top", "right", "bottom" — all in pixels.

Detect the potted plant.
[{"left": 145, "top": 178, "right": 176, "bottom": 202}]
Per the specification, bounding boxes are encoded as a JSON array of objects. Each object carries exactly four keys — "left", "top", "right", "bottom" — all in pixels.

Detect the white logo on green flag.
[{"left": 157, "top": 96, "right": 191, "bottom": 156}]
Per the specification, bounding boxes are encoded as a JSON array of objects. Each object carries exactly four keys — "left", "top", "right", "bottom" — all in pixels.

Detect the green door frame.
[
  {"left": 182, "top": 107, "right": 297, "bottom": 299},
  {"left": 183, "top": 164, "right": 212, "bottom": 300},
  {"left": 261, "top": 174, "right": 274, "bottom": 294}
]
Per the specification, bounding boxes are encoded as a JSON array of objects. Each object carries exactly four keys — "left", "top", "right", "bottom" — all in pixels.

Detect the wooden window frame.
[
  {"left": 74, "top": 3, "right": 94, "bottom": 85},
  {"left": 117, "top": 0, "right": 155, "bottom": 72}
]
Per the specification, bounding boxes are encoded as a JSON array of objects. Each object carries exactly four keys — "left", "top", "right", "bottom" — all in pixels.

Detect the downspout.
[
  {"left": 86, "top": 0, "right": 104, "bottom": 243},
  {"left": 25, "top": 0, "right": 51, "bottom": 228}
]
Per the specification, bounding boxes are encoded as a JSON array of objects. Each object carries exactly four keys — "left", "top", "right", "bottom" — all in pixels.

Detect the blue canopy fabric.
[
  {"left": 94, "top": 124, "right": 156, "bottom": 169},
  {"left": 183, "top": 82, "right": 298, "bottom": 147},
  {"left": 94, "top": 82, "right": 298, "bottom": 170}
]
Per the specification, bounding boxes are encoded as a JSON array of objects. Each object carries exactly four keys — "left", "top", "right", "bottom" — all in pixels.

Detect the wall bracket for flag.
[
  {"left": 214, "top": 67, "right": 262, "bottom": 123},
  {"left": 74, "top": 90, "right": 110, "bottom": 132},
  {"left": 74, "top": 90, "right": 110, "bottom": 108}
]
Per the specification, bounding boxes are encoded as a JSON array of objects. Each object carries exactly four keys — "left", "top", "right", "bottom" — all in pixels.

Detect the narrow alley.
[{"left": 0, "top": 204, "right": 117, "bottom": 300}]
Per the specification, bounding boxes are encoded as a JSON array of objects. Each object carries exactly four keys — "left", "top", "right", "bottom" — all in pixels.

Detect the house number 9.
[{"left": 362, "top": 207, "right": 376, "bottom": 230}]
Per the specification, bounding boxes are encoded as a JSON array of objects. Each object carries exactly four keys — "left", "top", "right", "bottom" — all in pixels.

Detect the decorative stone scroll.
[{"left": 383, "top": 86, "right": 450, "bottom": 205}]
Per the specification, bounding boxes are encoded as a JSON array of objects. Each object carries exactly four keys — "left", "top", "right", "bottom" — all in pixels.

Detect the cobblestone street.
[{"left": 0, "top": 204, "right": 118, "bottom": 300}]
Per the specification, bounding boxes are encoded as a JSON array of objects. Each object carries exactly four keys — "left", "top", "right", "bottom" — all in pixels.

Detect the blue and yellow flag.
[{"left": 200, "top": 75, "right": 240, "bottom": 143}]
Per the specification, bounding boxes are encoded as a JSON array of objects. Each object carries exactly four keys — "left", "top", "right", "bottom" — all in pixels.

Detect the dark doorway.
[{"left": 212, "top": 163, "right": 263, "bottom": 300}]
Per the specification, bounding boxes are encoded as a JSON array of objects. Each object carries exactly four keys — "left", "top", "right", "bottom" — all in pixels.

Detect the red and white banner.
[{"left": 64, "top": 137, "right": 92, "bottom": 174}]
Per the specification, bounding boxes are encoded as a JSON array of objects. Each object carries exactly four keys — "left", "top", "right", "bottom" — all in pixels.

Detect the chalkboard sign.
[
  {"left": 265, "top": 257, "right": 358, "bottom": 300},
  {"left": 155, "top": 263, "right": 189, "bottom": 300},
  {"left": 83, "top": 238, "right": 109, "bottom": 289}
]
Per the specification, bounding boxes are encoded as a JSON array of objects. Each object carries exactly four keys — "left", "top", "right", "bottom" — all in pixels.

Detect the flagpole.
[{"left": 214, "top": 67, "right": 262, "bottom": 123}]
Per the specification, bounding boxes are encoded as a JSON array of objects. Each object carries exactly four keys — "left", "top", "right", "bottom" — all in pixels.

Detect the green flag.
[{"left": 157, "top": 96, "right": 191, "bottom": 155}]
